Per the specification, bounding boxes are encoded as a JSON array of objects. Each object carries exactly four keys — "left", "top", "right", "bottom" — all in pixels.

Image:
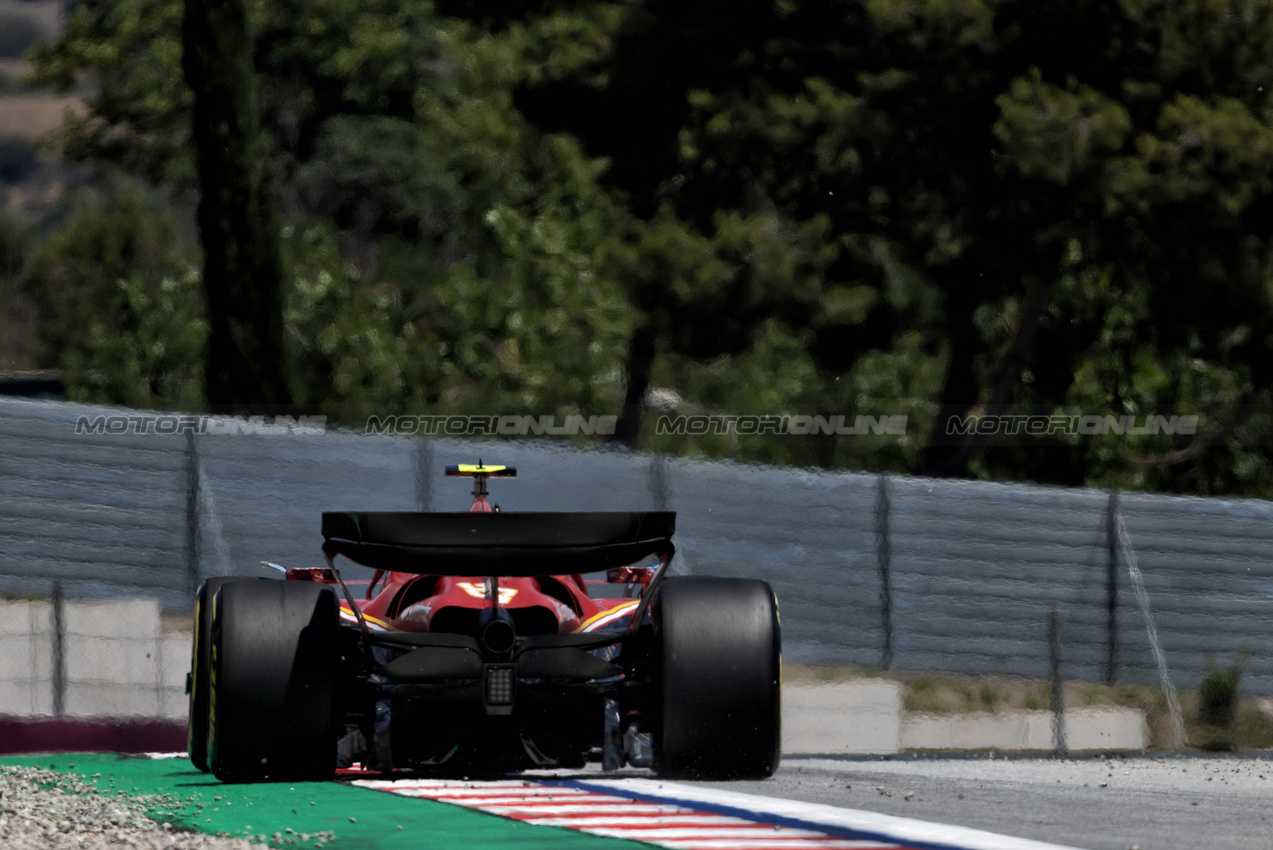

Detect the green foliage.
[
  {"left": 467, "top": 170, "right": 635, "bottom": 409},
  {"left": 25, "top": 0, "right": 437, "bottom": 187},
  {"left": 283, "top": 225, "right": 424, "bottom": 417},
  {"left": 1195, "top": 651, "right": 1249, "bottom": 751},
  {"left": 1198, "top": 652, "right": 1248, "bottom": 727},
  {"left": 645, "top": 322, "right": 940, "bottom": 470},
  {"left": 994, "top": 72, "right": 1132, "bottom": 186},
  {"left": 22, "top": 0, "right": 629, "bottom": 415},
  {"left": 64, "top": 269, "right": 207, "bottom": 409},
  {"left": 26, "top": 0, "right": 192, "bottom": 185},
  {"left": 0, "top": 210, "right": 36, "bottom": 370},
  {"left": 19, "top": 188, "right": 194, "bottom": 370},
  {"left": 283, "top": 202, "right": 634, "bottom": 421},
  {"left": 21, "top": 0, "right": 1273, "bottom": 495},
  {"left": 26, "top": 190, "right": 205, "bottom": 408},
  {"left": 1198, "top": 665, "right": 1241, "bottom": 730}
]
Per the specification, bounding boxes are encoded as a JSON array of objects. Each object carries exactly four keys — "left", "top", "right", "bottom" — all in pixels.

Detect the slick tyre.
[
  {"left": 208, "top": 580, "right": 338, "bottom": 783},
  {"left": 653, "top": 576, "right": 781, "bottom": 779},
  {"left": 188, "top": 577, "right": 241, "bottom": 772}
]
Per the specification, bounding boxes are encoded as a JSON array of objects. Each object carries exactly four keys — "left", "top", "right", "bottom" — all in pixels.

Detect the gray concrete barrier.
[
  {"left": 0, "top": 598, "right": 186, "bottom": 720},
  {"left": 0, "top": 600, "right": 53, "bottom": 716},
  {"left": 782, "top": 682, "right": 903, "bottom": 755},
  {"left": 0, "top": 597, "right": 1151, "bottom": 753},
  {"left": 899, "top": 708, "right": 1146, "bottom": 752}
]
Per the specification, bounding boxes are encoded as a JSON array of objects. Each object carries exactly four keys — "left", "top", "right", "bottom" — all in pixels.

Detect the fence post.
[
  {"left": 51, "top": 580, "right": 65, "bottom": 717},
  {"left": 415, "top": 438, "right": 433, "bottom": 512},
  {"left": 185, "top": 430, "right": 201, "bottom": 596},
  {"left": 1105, "top": 489, "right": 1119, "bottom": 685},
  {"left": 649, "top": 454, "right": 669, "bottom": 512},
  {"left": 876, "top": 475, "right": 894, "bottom": 671},
  {"left": 1050, "top": 609, "right": 1066, "bottom": 757}
]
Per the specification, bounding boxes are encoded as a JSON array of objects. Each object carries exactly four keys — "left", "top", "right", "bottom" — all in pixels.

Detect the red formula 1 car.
[{"left": 186, "top": 463, "right": 780, "bottom": 781}]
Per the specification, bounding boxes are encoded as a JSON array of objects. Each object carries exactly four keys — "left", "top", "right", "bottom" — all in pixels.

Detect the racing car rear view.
[{"left": 186, "top": 462, "right": 780, "bottom": 782}]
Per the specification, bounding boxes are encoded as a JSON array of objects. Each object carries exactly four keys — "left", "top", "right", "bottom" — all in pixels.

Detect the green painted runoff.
[{"left": 0, "top": 753, "right": 646, "bottom": 850}]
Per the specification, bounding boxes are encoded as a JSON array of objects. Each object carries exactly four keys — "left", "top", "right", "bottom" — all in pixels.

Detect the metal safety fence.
[{"left": 4, "top": 397, "right": 1273, "bottom": 692}]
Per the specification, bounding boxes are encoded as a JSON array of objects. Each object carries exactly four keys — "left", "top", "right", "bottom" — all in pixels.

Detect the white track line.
[
  {"left": 574, "top": 778, "right": 1086, "bottom": 850},
  {"left": 584, "top": 827, "right": 844, "bottom": 839},
  {"left": 642, "top": 842, "right": 896, "bottom": 850},
  {"left": 637, "top": 842, "right": 897, "bottom": 850},
  {"left": 401, "top": 786, "right": 591, "bottom": 796}
]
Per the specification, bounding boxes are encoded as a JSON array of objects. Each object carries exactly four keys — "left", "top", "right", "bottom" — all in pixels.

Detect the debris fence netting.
[{"left": 4, "top": 397, "right": 1273, "bottom": 691}]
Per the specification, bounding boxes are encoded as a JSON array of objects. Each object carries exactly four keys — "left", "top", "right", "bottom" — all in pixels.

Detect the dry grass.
[
  {"left": 161, "top": 611, "right": 194, "bottom": 636},
  {"left": 0, "top": 93, "right": 83, "bottom": 140},
  {"left": 783, "top": 661, "right": 882, "bottom": 685}
]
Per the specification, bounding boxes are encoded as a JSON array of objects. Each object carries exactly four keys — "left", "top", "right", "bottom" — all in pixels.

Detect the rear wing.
[
  {"left": 444, "top": 463, "right": 516, "bottom": 478},
  {"left": 321, "top": 511, "right": 675, "bottom": 576}
]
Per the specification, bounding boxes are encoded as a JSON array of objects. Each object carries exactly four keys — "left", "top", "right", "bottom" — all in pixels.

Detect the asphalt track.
[
  {"left": 5, "top": 752, "right": 1271, "bottom": 850},
  {"left": 702, "top": 754, "right": 1273, "bottom": 850}
]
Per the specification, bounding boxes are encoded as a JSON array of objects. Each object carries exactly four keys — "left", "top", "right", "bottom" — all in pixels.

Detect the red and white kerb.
[{"left": 352, "top": 779, "right": 915, "bottom": 850}]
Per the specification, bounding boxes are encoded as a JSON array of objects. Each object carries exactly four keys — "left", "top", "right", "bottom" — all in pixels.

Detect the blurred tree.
[
  {"left": 182, "top": 0, "right": 291, "bottom": 409},
  {"left": 19, "top": 188, "right": 193, "bottom": 370},
  {"left": 27, "top": 0, "right": 194, "bottom": 186},
  {"left": 27, "top": 0, "right": 436, "bottom": 191},
  {"left": 0, "top": 211, "right": 36, "bottom": 370},
  {"left": 27, "top": 0, "right": 633, "bottom": 419},
  {"left": 64, "top": 268, "right": 207, "bottom": 409},
  {"left": 542, "top": 0, "right": 1273, "bottom": 490},
  {"left": 498, "top": 0, "right": 845, "bottom": 446},
  {"left": 24, "top": 0, "right": 1273, "bottom": 498},
  {"left": 971, "top": 0, "right": 1273, "bottom": 494}
]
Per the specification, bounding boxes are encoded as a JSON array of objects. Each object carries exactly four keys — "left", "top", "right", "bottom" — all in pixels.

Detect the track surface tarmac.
[{"left": 697, "top": 754, "right": 1273, "bottom": 850}]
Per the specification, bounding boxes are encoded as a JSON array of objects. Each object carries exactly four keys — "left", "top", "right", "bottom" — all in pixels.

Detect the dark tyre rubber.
[
  {"left": 653, "top": 576, "right": 781, "bottom": 779},
  {"left": 188, "top": 577, "right": 240, "bottom": 772},
  {"left": 208, "top": 580, "right": 338, "bottom": 782}
]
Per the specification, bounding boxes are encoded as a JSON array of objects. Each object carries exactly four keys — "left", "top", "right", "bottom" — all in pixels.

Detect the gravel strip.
[{"left": 0, "top": 764, "right": 268, "bottom": 850}]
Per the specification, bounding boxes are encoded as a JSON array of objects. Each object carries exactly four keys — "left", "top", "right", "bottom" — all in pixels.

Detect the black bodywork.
[{"left": 324, "top": 511, "right": 675, "bottom": 772}]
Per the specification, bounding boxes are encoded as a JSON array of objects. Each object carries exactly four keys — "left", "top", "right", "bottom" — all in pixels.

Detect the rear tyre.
[
  {"left": 208, "top": 580, "right": 338, "bottom": 782},
  {"left": 188, "top": 577, "right": 239, "bottom": 772},
  {"left": 653, "top": 576, "right": 781, "bottom": 779}
]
